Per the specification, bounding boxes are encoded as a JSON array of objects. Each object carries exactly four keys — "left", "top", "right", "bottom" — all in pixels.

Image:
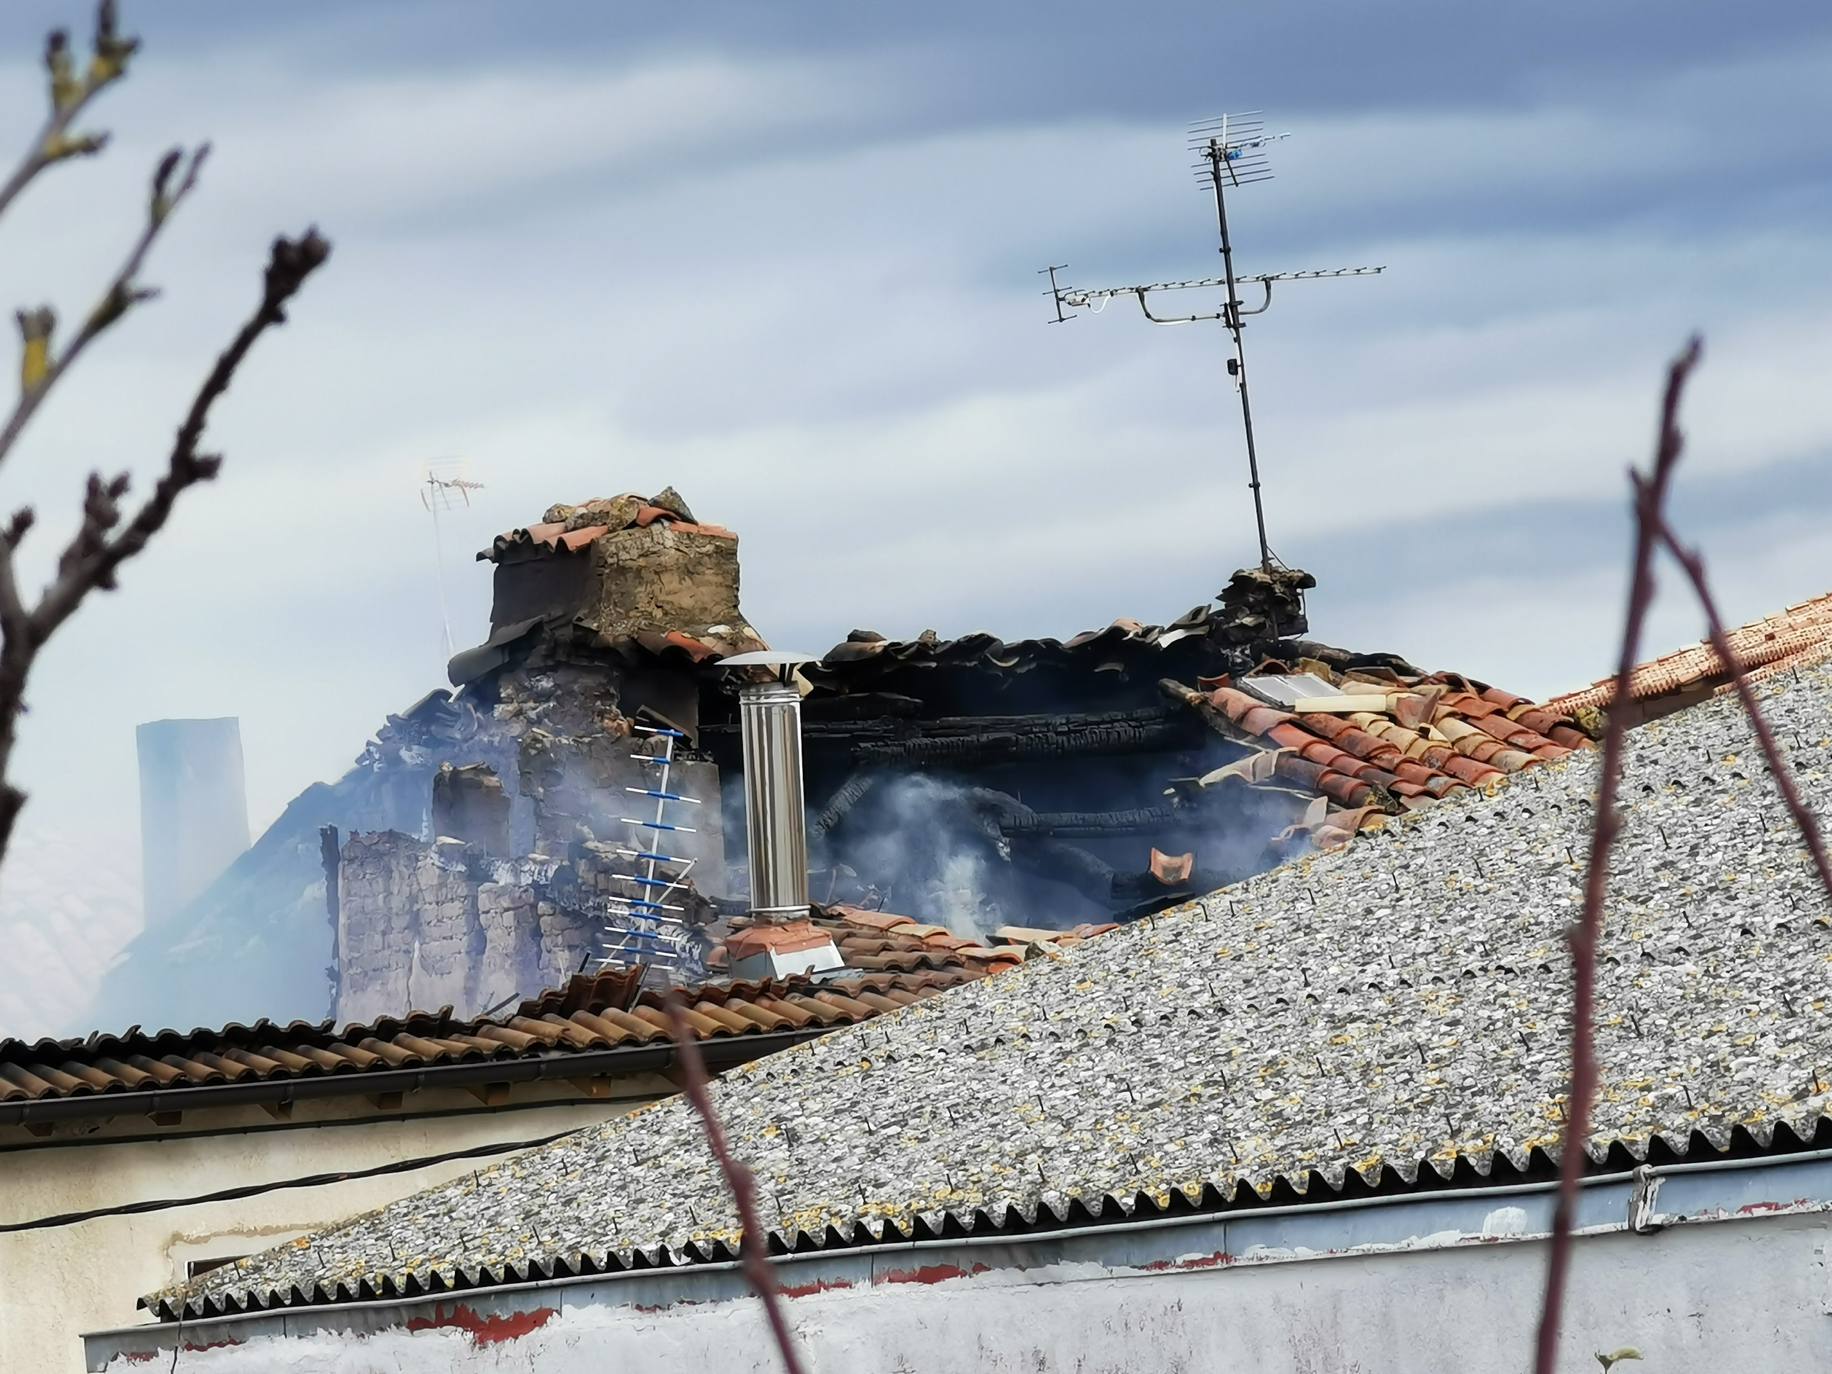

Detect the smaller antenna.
[
  {"left": 1038, "top": 264, "right": 1073, "bottom": 323},
  {"left": 419, "top": 459, "right": 484, "bottom": 661},
  {"left": 1185, "top": 111, "right": 1288, "bottom": 189}
]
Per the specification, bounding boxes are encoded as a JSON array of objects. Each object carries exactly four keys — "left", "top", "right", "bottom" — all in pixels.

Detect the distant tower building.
[{"left": 137, "top": 718, "right": 251, "bottom": 927}]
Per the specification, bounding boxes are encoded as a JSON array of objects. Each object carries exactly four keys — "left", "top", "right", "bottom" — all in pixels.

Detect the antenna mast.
[
  {"left": 1044, "top": 113, "right": 1384, "bottom": 572},
  {"left": 419, "top": 461, "right": 484, "bottom": 660}
]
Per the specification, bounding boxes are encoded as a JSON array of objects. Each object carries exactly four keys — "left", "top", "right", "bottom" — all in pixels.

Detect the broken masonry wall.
[
  {"left": 519, "top": 731, "right": 725, "bottom": 884},
  {"left": 95, "top": 494, "right": 754, "bottom": 1036},
  {"left": 335, "top": 831, "right": 619, "bottom": 1024},
  {"left": 336, "top": 832, "right": 481, "bottom": 1023},
  {"left": 477, "top": 880, "right": 540, "bottom": 1006},
  {"left": 337, "top": 658, "right": 731, "bottom": 1024},
  {"left": 407, "top": 838, "right": 486, "bottom": 1015}
]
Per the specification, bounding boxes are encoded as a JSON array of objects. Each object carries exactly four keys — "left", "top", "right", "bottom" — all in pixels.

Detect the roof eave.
[{"left": 0, "top": 1027, "right": 824, "bottom": 1131}]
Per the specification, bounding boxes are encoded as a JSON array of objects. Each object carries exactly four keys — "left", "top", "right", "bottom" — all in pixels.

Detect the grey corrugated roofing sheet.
[{"left": 151, "top": 657, "right": 1832, "bottom": 1320}]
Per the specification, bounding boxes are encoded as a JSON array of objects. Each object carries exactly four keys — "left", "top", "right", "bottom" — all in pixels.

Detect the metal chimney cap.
[{"left": 717, "top": 650, "right": 820, "bottom": 667}]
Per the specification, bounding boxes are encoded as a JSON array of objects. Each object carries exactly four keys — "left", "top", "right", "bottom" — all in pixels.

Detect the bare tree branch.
[
  {"left": 29, "top": 228, "right": 330, "bottom": 642},
  {"left": 0, "top": 0, "right": 138, "bottom": 218},
  {"left": 0, "top": 145, "right": 208, "bottom": 466},
  {"left": 0, "top": 226, "right": 328, "bottom": 852},
  {"left": 0, "top": 3, "right": 332, "bottom": 861},
  {"left": 663, "top": 992, "right": 811, "bottom": 1374},
  {"left": 1532, "top": 336, "right": 1701, "bottom": 1374},
  {"left": 1648, "top": 518, "right": 1832, "bottom": 894}
]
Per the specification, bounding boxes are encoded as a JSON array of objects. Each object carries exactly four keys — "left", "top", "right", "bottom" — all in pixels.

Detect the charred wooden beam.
[
  {"left": 1159, "top": 678, "right": 1248, "bottom": 743},
  {"left": 811, "top": 771, "right": 877, "bottom": 838},
  {"left": 998, "top": 805, "right": 1179, "bottom": 838},
  {"left": 853, "top": 724, "right": 1187, "bottom": 766},
  {"left": 707, "top": 705, "right": 1194, "bottom": 750},
  {"left": 801, "top": 692, "right": 925, "bottom": 721},
  {"left": 1110, "top": 865, "right": 1231, "bottom": 902},
  {"left": 1005, "top": 834, "right": 1117, "bottom": 901}
]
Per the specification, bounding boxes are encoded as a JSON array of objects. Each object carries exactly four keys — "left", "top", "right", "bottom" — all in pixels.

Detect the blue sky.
[{"left": 0, "top": 1, "right": 1830, "bottom": 1004}]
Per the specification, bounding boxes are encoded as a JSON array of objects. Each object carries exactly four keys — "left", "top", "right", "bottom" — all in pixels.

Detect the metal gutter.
[
  {"left": 81, "top": 1147, "right": 1832, "bottom": 1369},
  {"left": 0, "top": 1028, "right": 825, "bottom": 1129}
]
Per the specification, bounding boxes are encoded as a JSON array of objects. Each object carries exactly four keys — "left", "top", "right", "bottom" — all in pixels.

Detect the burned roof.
[
  {"left": 801, "top": 569, "right": 1349, "bottom": 697},
  {"left": 151, "top": 654, "right": 1832, "bottom": 1320}
]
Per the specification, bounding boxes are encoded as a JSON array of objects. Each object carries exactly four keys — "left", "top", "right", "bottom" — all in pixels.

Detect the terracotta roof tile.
[
  {"left": 0, "top": 962, "right": 1001, "bottom": 1112},
  {"left": 480, "top": 494, "right": 738, "bottom": 563},
  {"left": 1546, "top": 591, "right": 1832, "bottom": 714},
  {"left": 1441, "top": 755, "right": 1502, "bottom": 785},
  {"left": 1238, "top": 705, "right": 1291, "bottom": 737},
  {"left": 1265, "top": 722, "right": 1315, "bottom": 751},
  {"left": 828, "top": 908, "right": 917, "bottom": 934},
  {"left": 724, "top": 921, "right": 835, "bottom": 960}
]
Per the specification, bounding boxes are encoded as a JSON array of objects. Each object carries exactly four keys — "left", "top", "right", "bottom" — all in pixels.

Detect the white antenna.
[
  {"left": 599, "top": 724, "right": 705, "bottom": 982},
  {"left": 418, "top": 459, "right": 484, "bottom": 660}
]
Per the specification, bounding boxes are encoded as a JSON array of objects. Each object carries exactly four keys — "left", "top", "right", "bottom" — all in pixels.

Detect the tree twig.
[
  {"left": 1531, "top": 336, "right": 1701, "bottom": 1374},
  {"left": 0, "top": 0, "right": 137, "bottom": 219},
  {"left": 0, "top": 225, "right": 331, "bottom": 852},
  {"left": 662, "top": 991, "right": 810, "bottom": 1374},
  {"left": 0, "top": 145, "right": 208, "bottom": 467},
  {"left": 1648, "top": 516, "right": 1832, "bottom": 895}
]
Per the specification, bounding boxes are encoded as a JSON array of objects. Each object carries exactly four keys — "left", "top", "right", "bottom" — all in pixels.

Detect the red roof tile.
[
  {"left": 1546, "top": 592, "right": 1832, "bottom": 715},
  {"left": 481, "top": 495, "right": 737, "bottom": 563},
  {"left": 725, "top": 921, "right": 835, "bottom": 960},
  {"left": 1184, "top": 664, "right": 1595, "bottom": 853},
  {"left": 0, "top": 965, "right": 984, "bottom": 1111}
]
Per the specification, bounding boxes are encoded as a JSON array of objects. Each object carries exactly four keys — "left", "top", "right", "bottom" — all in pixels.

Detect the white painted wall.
[
  {"left": 1, "top": 1094, "right": 647, "bottom": 1374},
  {"left": 91, "top": 1213, "right": 1832, "bottom": 1373}
]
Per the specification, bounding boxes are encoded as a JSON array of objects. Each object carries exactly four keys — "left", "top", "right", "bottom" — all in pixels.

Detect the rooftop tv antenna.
[
  {"left": 599, "top": 723, "right": 706, "bottom": 983},
  {"left": 418, "top": 460, "right": 484, "bottom": 659},
  {"left": 1043, "top": 113, "right": 1384, "bottom": 572}
]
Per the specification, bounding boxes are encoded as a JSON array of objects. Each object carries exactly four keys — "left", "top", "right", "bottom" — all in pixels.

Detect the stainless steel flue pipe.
[{"left": 736, "top": 677, "right": 809, "bottom": 918}]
